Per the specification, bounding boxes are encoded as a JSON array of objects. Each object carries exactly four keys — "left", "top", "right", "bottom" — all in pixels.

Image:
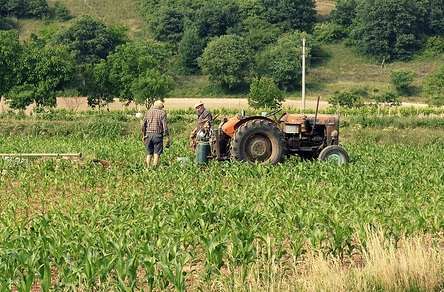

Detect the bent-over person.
[{"left": 142, "top": 100, "right": 171, "bottom": 167}]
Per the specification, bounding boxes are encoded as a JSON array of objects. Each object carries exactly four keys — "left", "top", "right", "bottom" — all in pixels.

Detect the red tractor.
[{"left": 195, "top": 108, "right": 349, "bottom": 165}]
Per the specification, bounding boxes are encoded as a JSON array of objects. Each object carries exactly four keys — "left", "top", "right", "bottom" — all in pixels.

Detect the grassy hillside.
[{"left": 17, "top": 0, "right": 146, "bottom": 39}]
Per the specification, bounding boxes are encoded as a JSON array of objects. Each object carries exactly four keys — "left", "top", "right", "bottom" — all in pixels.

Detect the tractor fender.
[{"left": 222, "top": 116, "right": 277, "bottom": 137}]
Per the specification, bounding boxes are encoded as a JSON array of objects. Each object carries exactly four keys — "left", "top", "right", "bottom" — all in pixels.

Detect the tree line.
[{"left": 0, "top": 0, "right": 443, "bottom": 109}]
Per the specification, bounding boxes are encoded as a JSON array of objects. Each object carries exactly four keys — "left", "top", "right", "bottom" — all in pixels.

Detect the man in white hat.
[
  {"left": 189, "top": 102, "right": 213, "bottom": 150},
  {"left": 141, "top": 100, "right": 171, "bottom": 167}
]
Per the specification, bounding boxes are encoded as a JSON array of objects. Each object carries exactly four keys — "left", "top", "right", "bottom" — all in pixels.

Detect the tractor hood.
[{"left": 281, "top": 114, "right": 338, "bottom": 126}]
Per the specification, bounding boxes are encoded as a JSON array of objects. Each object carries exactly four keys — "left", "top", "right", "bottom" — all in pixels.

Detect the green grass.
[{"left": 0, "top": 110, "right": 443, "bottom": 290}]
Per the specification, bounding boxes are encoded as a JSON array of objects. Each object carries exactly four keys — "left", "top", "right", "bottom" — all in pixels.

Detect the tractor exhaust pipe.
[{"left": 313, "top": 96, "right": 321, "bottom": 131}]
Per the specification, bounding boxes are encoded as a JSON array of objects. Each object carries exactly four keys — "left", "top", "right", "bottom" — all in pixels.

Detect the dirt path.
[{"left": 0, "top": 97, "right": 430, "bottom": 113}]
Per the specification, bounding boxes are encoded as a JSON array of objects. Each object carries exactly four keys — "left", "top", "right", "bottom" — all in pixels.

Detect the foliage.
[
  {"left": 178, "top": 25, "right": 205, "bottom": 74},
  {"left": 88, "top": 40, "right": 173, "bottom": 106},
  {"left": 7, "top": 41, "right": 75, "bottom": 109},
  {"left": 328, "top": 90, "right": 363, "bottom": 108},
  {"left": 0, "top": 30, "right": 21, "bottom": 97},
  {"left": 331, "top": 0, "right": 357, "bottom": 27},
  {"left": 150, "top": 6, "right": 185, "bottom": 43},
  {"left": 50, "top": 1, "right": 72, "bottom": 21},
  {"left": 248, "top": 77, "right": 283, "bottom": 109},
  {"left": 199, "top": 34, "right": 252, "bottom": 90},
  {"left": 350, "top": 0, "right": 429, "bottom": 60},
  {"left": 423, "top": 65, "right": 444, "bottom": 106},
  {"left": 260, "top": 0, "right": 316, "bottom": 32},
  {"left": 55, "top": 16, "right": 127, "bottom": 64},
  {"left": 422, "top": 36, "right": 444, "bottom": 57},
  {"left": 313, "top": 22, "right": 347, "bottom": 43},
  {"left": 372, "top": 91, "right": 400, "bottom": 106},
  {"left": 240, "top": 16, "right": 281, "bottom": 51},
  {"left": 193, "top": 0, "right": 240, "bottom": 39},
  {"left": 390, "top": 70, "right": 414, "bottom": 96},
  {"left": 0, "top": 0, "right": 49, "bottom": 18},
  {"left": 255, "top": 32, "right": 309, "bottom": 91}
]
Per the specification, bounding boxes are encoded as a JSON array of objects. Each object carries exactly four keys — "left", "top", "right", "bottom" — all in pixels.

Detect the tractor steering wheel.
[{"left": 265, "top": 108, "right": 283, "bottom": 121}]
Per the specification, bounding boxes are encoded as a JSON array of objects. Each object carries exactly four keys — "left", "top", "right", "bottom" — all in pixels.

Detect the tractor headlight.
[{"left": 331, "top": 130, "right": 339, "bottom": 138}]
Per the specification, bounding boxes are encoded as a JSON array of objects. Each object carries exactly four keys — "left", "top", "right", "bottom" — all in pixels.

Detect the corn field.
[{"left": 0, "top": 109, "right": 443, "bottom": 291}]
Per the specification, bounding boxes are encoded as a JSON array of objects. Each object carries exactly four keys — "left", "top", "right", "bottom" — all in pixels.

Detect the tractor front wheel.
[
  {"left": 231, "top": 119, "right": 285, "bottom": 164},
  {"left": 318, "top": 145, "right": 349, "bottom": 165}
]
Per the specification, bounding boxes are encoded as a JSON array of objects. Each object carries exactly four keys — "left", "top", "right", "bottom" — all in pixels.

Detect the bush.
[
  {"left": 390, "top": 70, "right": 415, "bottom": 96},
  {"left": 373, "top": 91, "right": 400, "bottom": 106},
  {"left": 199, "top": 35, "right": 252, "bottom": 90},
  {"left": 248, "top": 77, "right": 284, "bottom": 109},
  {"left": 423, "top": 36, "right": 444, "bottom": 57},
  {"left": 313, "top": 22, "right": 347, "bottom": 43},
  {"left": 423, "top": 65, "right": 444, "bottom": 106},
  {"left": 255, "top": 32, "right": 310, "bottom": 91},
  {"left": 25, "top": 0, "right": 49, "bottom": 18},
  {"left": 328, "top": 90, "right": 362, "bottom": 108}
]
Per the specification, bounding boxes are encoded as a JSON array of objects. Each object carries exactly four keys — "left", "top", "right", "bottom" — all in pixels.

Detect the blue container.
[{"left": 196, "top": 141, "right": 211, "bottom": 165}]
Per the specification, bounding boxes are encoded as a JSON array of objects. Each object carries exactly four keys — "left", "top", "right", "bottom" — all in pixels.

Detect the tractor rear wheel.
[
  {"left": 318, "top": 145, "right": 349, "bottom": 165},
  {"left": 231, "top": 119, "right": 285, "bottom": 164}
]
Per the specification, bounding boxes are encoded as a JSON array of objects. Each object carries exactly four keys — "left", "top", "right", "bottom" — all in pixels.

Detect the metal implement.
[{"left": 0, "top": 153, "right": 82, "bottom": 160}]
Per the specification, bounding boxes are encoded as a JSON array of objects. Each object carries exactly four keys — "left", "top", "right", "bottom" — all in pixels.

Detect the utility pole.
[{"left": 301, "top": 37, "right": 306, "bottom": 113}]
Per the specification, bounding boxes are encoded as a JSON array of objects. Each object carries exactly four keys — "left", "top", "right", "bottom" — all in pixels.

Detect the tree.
[
  {"left": 241, "top": 16, "right": 282, "bottom": 51},
  {"left": 260, "top": 0, "right": 316, "bottom": 32},
  {"left": 248, "top": 77, "right": 284, "bottom": 109},
  {"left": 350, "top": 0, "right": 427, "bottom": 60},
  {"left": 194, "top": 0, "right": 240, "bottom": 38},
  {"left": 199, "top": 35, "right": 252, "bottom": 90},
  {"left": 7, "top": 41, "right": 75, "bottom": 109},
  {"left": 178, "top": 25, "right": 205, "bottom": 74},
  {"left": 0, "top": 30, "right": 21, "bottom": 97},
  {"left": 55, "top": 16, "right": 126, "bottom": 64},
  {"left": 87, "top": 40, "right": 173, "bottom": 107},
  {"left": 25, "top": 0, "right": 49, "bottom": 18},
  {"left": 150, "top": 6, "right": 185, "bottom": 43},
  {"left": 50, "top": 1, "right": 72, "bottom": 21},
  {"left": 331, "top": 0, "right": 357, "bottom": 27},
  {"left": 255, "top": 32, "right": 310, "bottom": 91},
  {"left": 423, "top": 65, "right": 444, "bottom": 106}
]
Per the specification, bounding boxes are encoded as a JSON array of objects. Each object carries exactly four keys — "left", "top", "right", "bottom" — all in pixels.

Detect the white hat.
[
  {"left": 194, "top": 102, "right": 204, "bottom": 109},
  {"left": 153, "top": 100, "right": 164, "bottom": 109}
]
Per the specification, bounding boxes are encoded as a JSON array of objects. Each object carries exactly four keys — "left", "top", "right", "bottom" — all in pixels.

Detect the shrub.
[
  {"left": 313, "top": 22, "right": 347, "bottom": 43},
  {"left": 390, "top": 70, "right": 415, "bottom": 96},
  {"left": 423, "top": 65, "right": 444, "bottom": 106},
  {"left": 50, "top": 1, "right": 72, "bottom": 21},
  {"left": 373, "top": 91, "right": 401, "bottom": 106},
  {"left": 248, "top": 77, "right": 284, "bottom": 109},
  {"left": 423, "top": 36, "right": 444, "bottom": 57},
  {"left": 199, "top": 35, "right": 252, "bottom": 90},
  {"left": 328, "top": 90, "right": 362, "bottom": 108}
]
